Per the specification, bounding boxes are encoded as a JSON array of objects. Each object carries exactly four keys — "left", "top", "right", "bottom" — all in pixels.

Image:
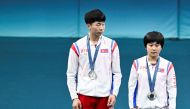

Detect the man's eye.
[{"left": 149, "top": 44, "right": 153, "bottom": 46}]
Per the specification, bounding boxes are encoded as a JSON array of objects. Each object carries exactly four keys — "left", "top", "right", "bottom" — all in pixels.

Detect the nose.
[
  {"left": 99, "top": 24, "right": 105, "bottom": 31},
  {"left": 152, "top": 45, "right": 157, "bottom": 50},
  {"left": 99, "top": 26, "right": 103, "bottom": 30}
]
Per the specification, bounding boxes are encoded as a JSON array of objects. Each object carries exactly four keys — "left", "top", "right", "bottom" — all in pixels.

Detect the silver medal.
[
  {"left": 88, "top": 70, "right": 97, "bottom": 80},
  {"left": 147, "top": 92, "right": 157, "bottom": 101}
]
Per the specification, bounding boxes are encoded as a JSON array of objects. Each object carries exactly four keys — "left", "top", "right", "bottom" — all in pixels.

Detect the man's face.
[
  {"left": 88, "top": 21, "right": 105, "bottom": 37},
  {"left": 146, "top": 42, "right": 162, "bottom": 58}
]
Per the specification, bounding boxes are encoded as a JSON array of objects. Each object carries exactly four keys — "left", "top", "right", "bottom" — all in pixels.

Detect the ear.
[
  {"left": 87, "top": 24, "right": 90, "bottom": 27},
  {"left": 145, "top": 46, "right": 147, "bottom": 50},
  {"left": 87, "top": 24, "right": 91, "bottom": 30},
  {"left": 144, "top": 45, "right": 147, "bottom": 49}
]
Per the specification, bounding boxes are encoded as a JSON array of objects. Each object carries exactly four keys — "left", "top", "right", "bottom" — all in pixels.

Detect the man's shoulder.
[
  {"left": 102, "top": 35, "right": 114, "bottom": 41},
  {"left": 74, "top": 36, "right": 87, "bottom": 44},
  {"left": 102, "top": 35, "right": 117, "bottom": 46}
]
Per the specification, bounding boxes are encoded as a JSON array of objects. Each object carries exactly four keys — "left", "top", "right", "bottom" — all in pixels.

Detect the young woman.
[{"left": 128, "top": 31, "right": 177, "bottom": 109}]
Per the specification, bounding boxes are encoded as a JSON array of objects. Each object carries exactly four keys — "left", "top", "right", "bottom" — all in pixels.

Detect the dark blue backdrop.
[{"left": 0, "top": 37, "right": 189, "bottom": 109}]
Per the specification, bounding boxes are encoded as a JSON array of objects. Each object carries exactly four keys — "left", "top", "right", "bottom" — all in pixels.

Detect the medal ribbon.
[
  {"left": 87, "top": 36, "right": 101, "bottom": 71},
  {"left": 146, "top": 57, "right": 160, "bottom": 92}
]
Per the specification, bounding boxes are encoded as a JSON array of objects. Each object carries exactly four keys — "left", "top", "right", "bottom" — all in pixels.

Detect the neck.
[
  {"left": 148, "top": 55, "right": 158, "bottom": 65},
  {"left": 89, "top": 34, "right": 100, "bottom": 43}
]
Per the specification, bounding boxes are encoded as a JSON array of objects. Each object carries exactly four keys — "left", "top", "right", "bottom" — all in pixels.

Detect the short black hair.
[
  {"left": 144, "top": 31, "right": 164, "bottom": 48},
  {"left": 84, "top": 9, "right": 106, "bottom": 24}
]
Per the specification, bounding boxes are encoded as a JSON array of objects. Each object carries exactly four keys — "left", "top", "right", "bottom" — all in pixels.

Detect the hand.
[
  {"left": 72, "top": 98, "right": 82, "bottom": 109},
  {"left": 107, "top": 95, "right": 116, "bottom": 107},
  {"left": 130, "top": 107, "right": 138, "bottom": 109}
]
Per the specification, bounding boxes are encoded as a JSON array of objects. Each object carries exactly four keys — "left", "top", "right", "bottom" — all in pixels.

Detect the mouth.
[
  {"left": 151, "top": 52, "right": 158, "bottom": 55},
  {"left": 98, "top": 31, "right": 103, "bottom": 34},
  {"left": 96, "top": 32, "right": 103, "bottom": 36}
]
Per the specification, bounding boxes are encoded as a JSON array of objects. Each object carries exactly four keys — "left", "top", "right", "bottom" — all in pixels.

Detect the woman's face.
[{"left": 146, "top": 42, "right": 162, "bottom": 58}]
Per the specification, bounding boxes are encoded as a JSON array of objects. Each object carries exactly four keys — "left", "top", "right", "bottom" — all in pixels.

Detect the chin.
[
  {"left": 153, "top": 55, "right": 159, "bottom": 58},
  {"left": 150, "top": 54, "right": 158, "bottom": 58},
  {"left": 96, "top": 34, "right": 102, "bottom": 37}
]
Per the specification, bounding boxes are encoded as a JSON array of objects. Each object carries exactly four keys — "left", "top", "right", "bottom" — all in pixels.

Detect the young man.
[
  {"left": 128, "top": 31, "right": 177, "bottom": 109},
  {"left": 67, "top": 9, "right": 122, "bottom": 109}
]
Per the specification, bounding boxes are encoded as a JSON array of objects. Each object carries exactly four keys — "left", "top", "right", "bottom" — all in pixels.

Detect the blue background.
[{"left": 0, "top": 0, "right": 190, "bottom": 38}]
